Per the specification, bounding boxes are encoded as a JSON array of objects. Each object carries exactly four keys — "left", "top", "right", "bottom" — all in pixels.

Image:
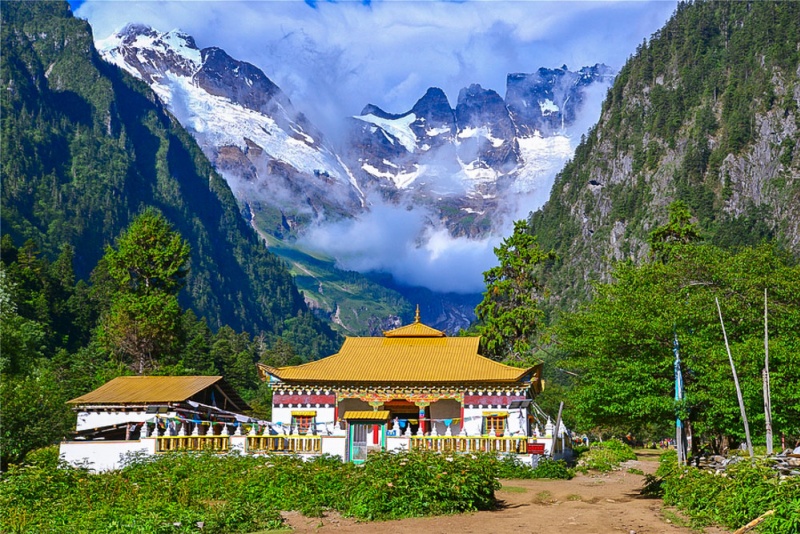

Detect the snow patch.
[
  {"left": 539, "top": 98, "right": 559, "bottom": 115},
  {"left": 513, "top": 132, "right": 573, "bottom": 193},
  {"left": 362, "top": 163, "right": 422, "bottom": 190},
  {"left": 354, "top": 113, "right": 418, "bottom": 153}
]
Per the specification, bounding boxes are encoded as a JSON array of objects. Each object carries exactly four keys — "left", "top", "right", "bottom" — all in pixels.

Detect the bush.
[
  {"left": 654, "top": 452, "right": 800, "bottom": 533},
  {"left": 344, "top": 451, "right": 500, "bottom": 520},
  {"left": 575, "top": 439, "right": 637, "bottom": 473},
  {"left": 494, "top": 455, "right": 574, "bottom": 480},
  {"left": 0, "top": 450, "right": 511, "bottom": 531}
]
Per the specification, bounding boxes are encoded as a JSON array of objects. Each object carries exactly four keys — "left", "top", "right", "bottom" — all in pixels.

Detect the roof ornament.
[{"left": 414, "top": 304, "right": 421, "bottom": 323}]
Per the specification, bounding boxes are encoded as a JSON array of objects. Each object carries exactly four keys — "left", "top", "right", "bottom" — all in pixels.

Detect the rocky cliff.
[{"left": 528, "top": 1, "right": 800, "bottom": 314}]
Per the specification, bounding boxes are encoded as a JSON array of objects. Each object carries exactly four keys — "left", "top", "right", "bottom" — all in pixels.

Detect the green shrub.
[
  {"left": 575, "top": 439, "right": 637, "bottom": 473},
  {"left": 343, "top": 450, "right": 499, "bottom": 520},
  {"left": 494, "top": 455, "right": 573, "bottom": 480},
  {"left": 0, "top": 450, "right": 512, "bottom": 531},
  {"left": 649, "top": 452, "right": 800, "bottom": 534}
]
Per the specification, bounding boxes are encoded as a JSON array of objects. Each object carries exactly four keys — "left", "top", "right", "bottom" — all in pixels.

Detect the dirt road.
[{"left": 282, "top": 452, "right": 730, "bottom": 533}]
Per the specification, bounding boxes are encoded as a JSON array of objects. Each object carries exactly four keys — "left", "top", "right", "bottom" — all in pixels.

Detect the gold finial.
[{"left": 414, "top": 305, "right": 420, "bottom": 323}]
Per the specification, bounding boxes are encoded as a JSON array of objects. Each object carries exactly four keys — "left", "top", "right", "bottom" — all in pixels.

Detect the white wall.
[
  {"left": 321, "top": 436, "right": 346, "bottom": 459},
  {"left": 506, "top": 409, "right": 528, "bottom": 436},
  {"left": 75, "top": 410, "right": 173, "bottom": 431},
  {"left": 59, "top": 439, "right": 156, "bottom": 471},
  {"left": 387, "top": 436, "right": 410, "bottom": 452},
  {"left": 463, "top": 407, "right": 484, "bottom": 436}
]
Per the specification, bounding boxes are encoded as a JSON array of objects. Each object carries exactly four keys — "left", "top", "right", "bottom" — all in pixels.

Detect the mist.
[{"left": 298, "top": 198, "right": 498, "bottom": 294}]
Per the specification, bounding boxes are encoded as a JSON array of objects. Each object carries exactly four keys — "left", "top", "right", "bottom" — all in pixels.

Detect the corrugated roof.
[
  {"left": 343, "top": 410, "right": 391, "bottom": 421},
  {"left": 259, "top": 336, "right": 538, "bottom": 384},
  {"left": 69, "top": 376, "right": 227, "bottom": 405}
]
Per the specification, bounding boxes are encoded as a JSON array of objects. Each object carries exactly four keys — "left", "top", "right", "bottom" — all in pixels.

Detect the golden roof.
[
  {"left": 67, "top": 376, "right": 250, "bottom": 411},
  {"left": 258, "top": 336, "right": 540, "bottom": 385},
  {"left": 343, "top": 410, "right": 391, "bottom": 421},
  {"left": 383, "top": 306, "right": 445, "bottom": 338}
]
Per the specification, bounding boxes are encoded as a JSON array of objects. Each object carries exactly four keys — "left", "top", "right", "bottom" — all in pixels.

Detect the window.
[
  {"left": 482, "top": 412, "right": 508, "bottom": 436},
  {"left": 291, "top": 411, "right": 317, "bottom": 435}
]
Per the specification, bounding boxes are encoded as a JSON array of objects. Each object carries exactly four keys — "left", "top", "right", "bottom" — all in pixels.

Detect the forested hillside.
[
  {"left": 0, "top": 1, "right": 344, "bottom": 466},
  {"left": 528, "top": 1, "right": 800, "bottom": 314},
  {"left": 0, "top": 1, "right": 338, "bottom": 355}
]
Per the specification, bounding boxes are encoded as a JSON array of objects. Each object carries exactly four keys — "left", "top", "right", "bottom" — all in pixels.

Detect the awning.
[
  {"left": 291, "top": 410, "right": 317, "bottom": 417},
  {"left": 342, "top": 410, "right": 391, "bottom": 422},
  {"left": 483, "top": 411, "right": 509, "bottom": 417}
]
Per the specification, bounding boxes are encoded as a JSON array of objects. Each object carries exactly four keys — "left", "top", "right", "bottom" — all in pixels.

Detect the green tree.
[
  {"left": 210, "top": 326, "right": 259, "bottom": 396},
  {"left": 648, "top": 200, "right": 703, "bottom": 262},
  {"left": 558, "top": 243, "right": 800, "bottom": 448},
  {"left": 0, "top": 366, "right": 73, "bottom": 469},
  {"left": 97, "top": 209, "right": 190, "bottom": 374},
  {"left": 476, "top": 220, "right": 555, "bottom": 361}
]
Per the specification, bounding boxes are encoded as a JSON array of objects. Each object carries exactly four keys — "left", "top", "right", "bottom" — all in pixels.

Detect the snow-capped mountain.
[
  {"left": 98, "top": 25, "right": 613, "bottom": 239},
  {"left": 97, "top": 24, "right": 365, "bottom": 233},
  {"left": 345, "top": 64, "right": 614, "bottom": 236}
]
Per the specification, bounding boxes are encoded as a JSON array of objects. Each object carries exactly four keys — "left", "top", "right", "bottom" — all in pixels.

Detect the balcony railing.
[
  {"left": 246, "top": 435, "right": 321, "bottom": 454},
  {"left": 409, "top": 436, "right": 528, "bottom": 454},
  {"left": 156, "top": 435, "right": 229, "bottom": 452}
]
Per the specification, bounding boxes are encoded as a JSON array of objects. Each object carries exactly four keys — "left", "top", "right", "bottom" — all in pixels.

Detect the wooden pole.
[
  {"left": 715, "top": 297, "right": 753, "bottom": 459},
  {"left": 732, "top": 510, "right": 774, "bottom": 534},
  {"left": 552, "top": 401, "right": 564, "bottom": 458},
  {"left": 763, "top": 288, "right": 773, "bottom": 455}
]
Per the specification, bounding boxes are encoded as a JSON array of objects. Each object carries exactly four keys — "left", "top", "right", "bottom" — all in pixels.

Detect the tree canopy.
[
  {"left": 557, "top": 243, "right": 800, "bottom": 448},
  {"left": 476, "top": 220, "right": 555, "bottom": 361}
]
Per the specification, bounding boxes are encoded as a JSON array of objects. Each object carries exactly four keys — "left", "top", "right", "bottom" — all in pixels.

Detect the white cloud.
[{"left": 298, "top": 198, "right": 499, "bottom": 293}]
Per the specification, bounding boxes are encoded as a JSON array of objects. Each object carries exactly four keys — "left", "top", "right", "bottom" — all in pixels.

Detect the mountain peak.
[
  {"left": 359, "top": 103, "right": 403, "bottom": 120},
  {"left": 410, "top": 87, "right": 453, "bottom": 121}
]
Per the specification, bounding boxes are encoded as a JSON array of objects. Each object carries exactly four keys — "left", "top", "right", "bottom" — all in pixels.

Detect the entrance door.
[{"left": 349, "top": 423, "right": 368, "bottom": 464}]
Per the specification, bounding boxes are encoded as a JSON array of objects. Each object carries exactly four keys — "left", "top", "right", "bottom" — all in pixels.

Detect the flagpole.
[
  {"left": 715, "top": 297, "right": 754, "bottom": 459},
  {"left": 764, "top": 288, "right": 773, "bottom": 455},
  {"left": 674, "top": 332, "right": 687, "bottom": 465}
]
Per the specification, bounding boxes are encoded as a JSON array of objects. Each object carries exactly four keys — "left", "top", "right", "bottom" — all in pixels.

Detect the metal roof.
[
  {"left": 67, "top": 376, "right": 250, "bottom": 411},
  {"left": 259, "top": 336, "right": 539, "bottom": 385}
]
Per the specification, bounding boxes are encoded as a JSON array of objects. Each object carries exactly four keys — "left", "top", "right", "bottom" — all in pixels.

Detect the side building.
[{"left": 60, "top": 375, "right": 252, "bottom": 470}]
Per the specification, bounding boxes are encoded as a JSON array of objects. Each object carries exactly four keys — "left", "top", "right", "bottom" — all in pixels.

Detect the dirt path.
[{"left": 282, "top": 453, "right": 730, "bottom": 533}]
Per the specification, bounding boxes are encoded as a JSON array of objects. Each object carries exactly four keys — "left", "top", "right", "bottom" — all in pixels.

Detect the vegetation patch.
[
  {"left": 499, "top": 485, "right": 528, "bottom": 494},
  {"left": 643, "top": 451, "right": 800, "bottom": 534},
  {"left": 0, "top": 448, "right": 576, "bottom": 532},
  {"left": 575, "top": 439, "right": 637, "bottom": 473},
  {"left": 495, "top": 455, "right": 574, "bottom": 480}
]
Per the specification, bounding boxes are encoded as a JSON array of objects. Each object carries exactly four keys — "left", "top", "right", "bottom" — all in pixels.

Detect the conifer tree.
[
  {"left": 97, "top": 209, "right": 190, "bottom": 374},
  {"left": 476, "top": 220, "right": 555, "bottom": 361}
]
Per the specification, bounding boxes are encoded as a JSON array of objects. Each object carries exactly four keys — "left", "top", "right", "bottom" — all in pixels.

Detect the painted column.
[{"left": 415, "top": 401, "right": 430, "bottom": 435}]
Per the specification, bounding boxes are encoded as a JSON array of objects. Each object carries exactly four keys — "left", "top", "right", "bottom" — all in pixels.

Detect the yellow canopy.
[{"left": 343, "top": 410, "right": 391, "bottom": 422}]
